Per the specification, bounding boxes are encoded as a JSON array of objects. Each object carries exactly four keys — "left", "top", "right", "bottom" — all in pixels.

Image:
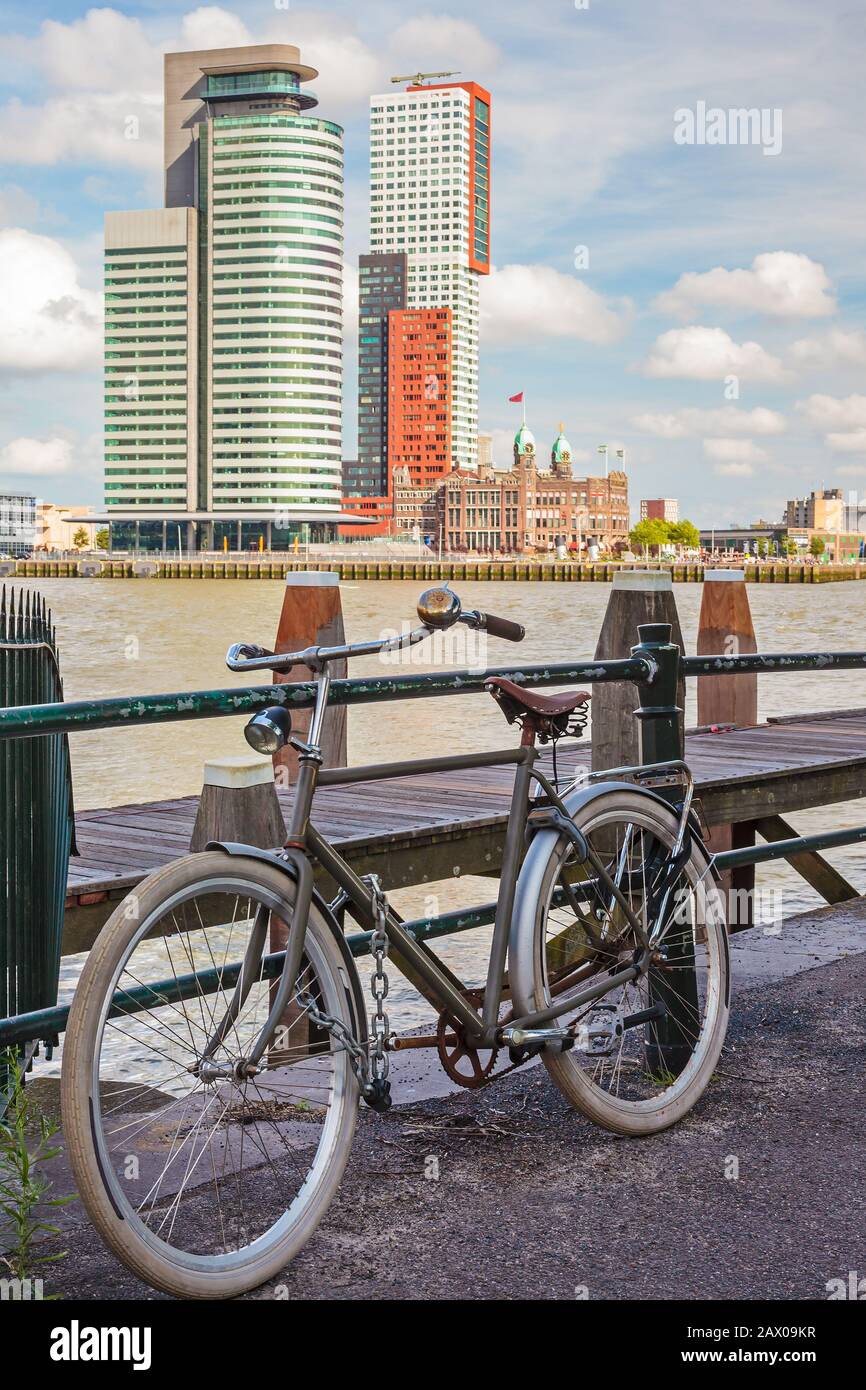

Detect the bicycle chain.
[
  {"left": 295, "top": 873, "right": 392, "bottom": 1113},
  {"left": 366, "top": 874, "right": 392, "bottom": 1111}
]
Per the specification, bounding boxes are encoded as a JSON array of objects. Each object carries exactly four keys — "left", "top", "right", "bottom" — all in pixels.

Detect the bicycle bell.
[{"left": 417, "top": 585, "right": 461, "bottom": 629}]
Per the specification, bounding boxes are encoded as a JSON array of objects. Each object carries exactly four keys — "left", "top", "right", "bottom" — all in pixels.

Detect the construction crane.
[{"left": 390, "top": 70, "right": 460, "bottom": 87}]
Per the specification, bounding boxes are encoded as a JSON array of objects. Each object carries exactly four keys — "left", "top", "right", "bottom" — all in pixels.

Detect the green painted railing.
[
  {"left": 0, "top": 657, "right": 651, "bottom": 739},
  {"left": 0, "top": 588, "right": 75, "bottom": 1050},
  {"left": 3, "top": 625, "right": 866, "bottom": 1049}
]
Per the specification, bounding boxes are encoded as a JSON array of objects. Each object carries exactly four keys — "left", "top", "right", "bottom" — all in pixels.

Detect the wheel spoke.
[{"left": 538, "top": 799, "right": 727, "bottom": 1118}]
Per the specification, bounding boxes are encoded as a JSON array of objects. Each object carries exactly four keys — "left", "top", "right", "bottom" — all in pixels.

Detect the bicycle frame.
[{"left": 258, "top": 669, "right": 656, "bottom": 1057}]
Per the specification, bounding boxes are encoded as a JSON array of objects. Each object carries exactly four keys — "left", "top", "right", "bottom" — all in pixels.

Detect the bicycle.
[{"left": 61, "top": 587, "right": 729, "bottom": 1298}]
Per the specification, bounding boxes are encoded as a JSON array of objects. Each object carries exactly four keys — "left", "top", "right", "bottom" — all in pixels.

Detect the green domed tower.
[
  {"left": 514, "top": 422, "right": 536, "bottom": 468},
  {"left": 551, "top": 423, "right": 572, "bottom": 478}
]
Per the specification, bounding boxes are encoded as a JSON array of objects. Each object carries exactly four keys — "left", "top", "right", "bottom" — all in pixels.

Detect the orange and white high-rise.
[{"left": 369, "top": 79, "right": 491, "bottom": 474}]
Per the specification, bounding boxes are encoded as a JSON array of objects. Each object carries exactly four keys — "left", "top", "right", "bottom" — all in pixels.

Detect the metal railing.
[
  {"left": 3, "top": 648, "right": 866, "bottom": 741},
  {"left": 2, "top": 624, "right": 866, "bottom": 1048}
]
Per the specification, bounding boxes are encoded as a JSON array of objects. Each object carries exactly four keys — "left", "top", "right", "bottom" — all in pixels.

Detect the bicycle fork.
[{"left": 196, "top": 849, "right": 315, "bottom": 1080}]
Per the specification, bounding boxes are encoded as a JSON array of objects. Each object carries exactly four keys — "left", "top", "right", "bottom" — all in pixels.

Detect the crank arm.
[{"left": 499, "top": 1025, "right": 575, "bottom": 1049}]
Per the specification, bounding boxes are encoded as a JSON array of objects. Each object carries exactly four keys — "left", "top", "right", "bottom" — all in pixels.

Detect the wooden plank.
[
  {"left": 767, "top": 707, "right": 866, "bottom": 724},
  {"left": 753, "top": 813, "right": 859, "bottom": 904}
]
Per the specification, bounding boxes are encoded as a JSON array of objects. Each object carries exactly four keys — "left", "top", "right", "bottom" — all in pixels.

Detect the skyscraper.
[
  {"left": 348, "top": 251, "right": 408, "bottom": 498},
  {"left": 387, "top": 306, "right": 452, "bottom": 491},
  {"left": 368, "top": 79, "right": 491, "bottom": 474},
  {"left": 103, "top": 44, "right": 346, "bottom": 552}
]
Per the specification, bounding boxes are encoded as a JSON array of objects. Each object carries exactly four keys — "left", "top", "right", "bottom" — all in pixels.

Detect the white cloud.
[
  {"left": 713, "top": 460, "right": 755, "bottom": 477},
  {"left": 0, "top": 93, "right": 161, "bottom": 169},
  {"left": 0, "top": 11, "right": 162, "bottom": 168},
  {"left": 0, "top": 229, "right": 102, "bottom": 372},
  {"left": 179, "top": 7, "right": 251, "bottom": 51},
  {"left": 0, "top": 183, "right": 65, "bottom": 227},
  {"left": 481, "top": 265, "right": 630, "bottom": 346},
  {"left": 826, "top": 430, "right": 866, "bottom": 453},
  {"left": 387, "top": 16, "right": 500, "bottom": 76},
  {"left": 789, "top": 328, "right": 866, "bottom": 370},
  {"left": 642, "top": 326, "right": 786, "bottom": 382},
  {"left": 0, "top": 9, "right": 160, "bottom": 91},
  {"left": 655, "top": 252, "right": 836, "bottom": 320},
  {"left": 0, "top": 436, "right": 75, "bottom": 477},
  {"left": 633, "top": 406, "right": 786, "bottom": 439},
  {"left": 795, "top": 393, "right": 866, "bottom": 430},
  {"left": 703, "top": 439, "right": 769, "bottom": 476},
  {"left": 296, "top": 33, "right": 380, "bottom": 112},
  {"left": 795, "top": 394, "right": 866, "bottom": 455}
]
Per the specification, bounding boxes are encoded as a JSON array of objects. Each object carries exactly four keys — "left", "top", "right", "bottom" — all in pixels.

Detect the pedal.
[{"left": 574, "top": 1003, "right": 623, "bottom": 1056}]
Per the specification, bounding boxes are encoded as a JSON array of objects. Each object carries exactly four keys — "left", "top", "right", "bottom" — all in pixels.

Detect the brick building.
[
  {"left": 387, "top": 307, "right": 452, "bottom": 488},
  {"left": 640, "top": 497, "right": 678, "bottom": 523},
  {"left": 435, "top": 423, "right": 629, "bottom": 554}
]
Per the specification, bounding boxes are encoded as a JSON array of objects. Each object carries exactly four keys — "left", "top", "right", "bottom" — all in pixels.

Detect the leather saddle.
[{"left": 485, "top": 677, "right": 591, "bottom": 740}]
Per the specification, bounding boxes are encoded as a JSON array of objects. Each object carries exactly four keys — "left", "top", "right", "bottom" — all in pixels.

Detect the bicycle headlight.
[{"left": 244, "top": 706, "right": 293, "bottom": 755}]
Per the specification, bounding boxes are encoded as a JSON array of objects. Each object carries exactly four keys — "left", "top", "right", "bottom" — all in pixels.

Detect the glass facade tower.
[
  {"left": 103, "top": 44, "right": 345, "bottom": 549},
  {"left": 349, "top": 252, "right": 408, "bottom": 497}
]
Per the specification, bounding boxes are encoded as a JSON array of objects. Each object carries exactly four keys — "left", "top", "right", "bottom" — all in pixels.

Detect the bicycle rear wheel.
[
  {"left": 61, "top": 852, "right": 362, "bottom": 1298},
  {"left": 510, "top": 788, "right": 729, "bottom": 1135}
]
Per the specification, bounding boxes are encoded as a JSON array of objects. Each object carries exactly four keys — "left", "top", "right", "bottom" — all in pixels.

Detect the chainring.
[{"left": 436, "top": 989, "right": 499, "bottom": 1089}]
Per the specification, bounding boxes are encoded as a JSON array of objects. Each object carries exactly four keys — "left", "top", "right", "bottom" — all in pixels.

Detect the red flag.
[{"left": 508, "top": 391, "right": 524, "bottom": 403}]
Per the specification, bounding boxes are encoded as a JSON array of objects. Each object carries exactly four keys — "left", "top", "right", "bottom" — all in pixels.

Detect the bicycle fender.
[
  {"left": 514, "top": 781, "right": 630, "bottom": 955},
  {"left": 206, "top": 840, "right": 368, "bottom": 1047}
]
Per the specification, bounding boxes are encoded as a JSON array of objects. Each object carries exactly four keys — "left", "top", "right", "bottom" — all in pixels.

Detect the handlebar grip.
[{"left": 481, "top": 613, "right": 525, "bottom": 642}]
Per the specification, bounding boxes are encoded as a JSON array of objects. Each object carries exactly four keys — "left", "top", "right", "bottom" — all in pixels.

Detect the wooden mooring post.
[
  {"left": 697, "top": 570, "right": 758, "bottom": 929},
  {"left": 190, "top": 755, "right": 284, "bottom": 852},
  {"left": 272, "top": 571, "right": 347, "bottom": 787}
]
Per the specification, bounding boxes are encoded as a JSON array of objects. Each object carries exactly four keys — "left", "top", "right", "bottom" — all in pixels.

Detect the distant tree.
[
  {"left": 629, "top": 518, "right": 670, "bottom": 555},
  {"left": 756, "top": 538, "right": 769, "bottom": 557},
  {"left": 668, "top": 519, "right": 700, "bottom": 549},
  {"left": 72, "top": 526, "right": 90, "bottom": 551},
  {"left": 95, "top": 528, "right": 110, "bottom": 551},
  {"left": 809, "top": 535, "right": 826, "bottom": 557},
  {"left": 782, "top": 538, "right": 797, "bottom": 556}
]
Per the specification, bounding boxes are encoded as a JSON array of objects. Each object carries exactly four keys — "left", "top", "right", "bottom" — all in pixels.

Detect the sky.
[{"left": 0, "top": 0, "right": 863, "bottom": 526}]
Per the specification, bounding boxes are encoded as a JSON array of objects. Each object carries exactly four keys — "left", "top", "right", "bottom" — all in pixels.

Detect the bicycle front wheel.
[
  {"left": 510, "top": 788, "right": 729, "bottom": 1135},
  {"left": 61, "top": 852, "right": 362, "bottom": 1299}
]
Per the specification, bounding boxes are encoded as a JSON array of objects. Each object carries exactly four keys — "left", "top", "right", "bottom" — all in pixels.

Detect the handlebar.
[
  {"left": 225, "top": 589, "right": 524, "bottom": 674},
  {"left": 463, "top": 611, "right": 526, "bottom": 642}
]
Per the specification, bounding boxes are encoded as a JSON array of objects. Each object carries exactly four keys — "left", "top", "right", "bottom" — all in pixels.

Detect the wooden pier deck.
[{"left": 61, "top": 710, "right": 866, "bottom": 952}]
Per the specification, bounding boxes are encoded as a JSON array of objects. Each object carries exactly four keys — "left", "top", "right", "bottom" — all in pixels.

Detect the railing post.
[
  {"left": 630, "top": 621, "right": 695, "bottom": 1076},
  {"left": 592, "top": 570, "right": 684, "bottom": 773},
  {"left": 631, "top": 621, "right": 683, "bottom": 762}
]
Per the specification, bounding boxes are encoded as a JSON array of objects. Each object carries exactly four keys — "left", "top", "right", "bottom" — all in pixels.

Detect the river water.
[{"left": 7, "top": 576, "right": 866, "bottom": 1034}]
